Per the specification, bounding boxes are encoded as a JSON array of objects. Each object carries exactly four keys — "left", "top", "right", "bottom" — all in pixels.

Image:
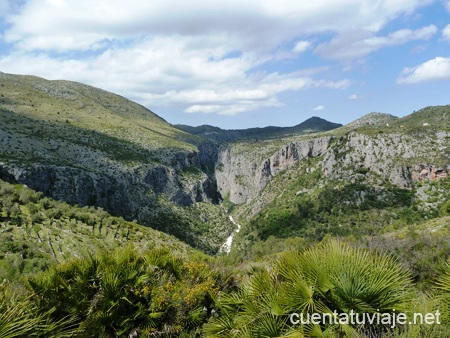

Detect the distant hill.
[
  {"left": 344, "top": 112, "right": 398, "bottom": 129},
  {"left": 393, "top": 105, "right": 450, "bottom": 128},
  {"left": 175, "top": 116, "right": 342, "bottom": 143},
  {"left": 343, "top": 106, "right": 450, "bottom": 133}
]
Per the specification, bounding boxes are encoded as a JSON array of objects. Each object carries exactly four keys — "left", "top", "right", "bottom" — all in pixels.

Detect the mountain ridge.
[
  {"left": 175, "top": 116, "right": 342, "bottom": 142},
  {"left": 2, "top": 71, "right": 450, "bottom": 337},
  {"left": 1, "top": 71, "right": 450, "bottom": 257}
]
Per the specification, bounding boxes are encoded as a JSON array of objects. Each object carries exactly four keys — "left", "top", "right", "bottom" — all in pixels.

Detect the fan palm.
[
  {"left": 435, "top": 258, "right": 450, "bottom": 322},
  {"left": 204, "top": 240, "right": 414, "bottom": 338},
  {"left": 29, "top": 246, "right": 221, "bottom": 336},
  {"left": 0, "top": 283, "right": 77, "bottom": 337}
]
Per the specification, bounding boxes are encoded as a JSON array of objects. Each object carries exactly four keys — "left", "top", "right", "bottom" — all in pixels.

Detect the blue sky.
[{"left": 0, "top": 0, "right": 449, "bottom": 129}]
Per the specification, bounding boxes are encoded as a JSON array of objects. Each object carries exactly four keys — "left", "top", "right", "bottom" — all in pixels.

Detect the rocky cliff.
[
  {"left": 215, "top": 137, "right": 332, "bottom": 204},
  {"left": 2, "top": 72, "right": 450, "bottom": 253},
  {"left": 0, "top": 72, "right": 228, "bottom": 252},
  {"left": 323, "top": 130, "right": 450, "bottom": 187},
  {"left": 215, "top": 126, "right": 450, "bottom": 210}
]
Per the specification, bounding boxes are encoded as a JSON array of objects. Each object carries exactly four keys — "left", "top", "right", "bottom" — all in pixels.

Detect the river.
[{"left": 220, "top": 216, "right": 241, "bottom": 254}]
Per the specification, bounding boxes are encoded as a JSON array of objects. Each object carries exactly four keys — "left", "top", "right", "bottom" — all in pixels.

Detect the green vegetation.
[
  {"left": 205, "top": 240, "right": 416, "bottom": 337},
  {"left": 0, "top": 178, "right": 192, "bottom": 281},
  {"left": 0, "top": 284, "right": 78, "bottom": 337},
  {"left": 2, "top": 240, "right": 450, "bottom": 337},
  {"left": 2, "top": 170, "right": 449, "bottom": 337},
  {"left": 1, "top": 72, "right": 450, "bottom": 336},
  {"left": 246, "top": 180, "right": 418, "bottom": 241},
  {"left": 27, "top": 247, "right": 229, "bottom": 337}
]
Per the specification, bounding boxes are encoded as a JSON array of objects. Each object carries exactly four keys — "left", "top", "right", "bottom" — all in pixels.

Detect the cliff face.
[
  {"left": 215, "top": 137, "right": 332, "bottom": 204},
  {"left": 0, "top": 148, "right": 219, "bottom": 220},
  {"left": 261, "top": 137, "right": 332, "bottom": 182},
  {"left": 323, "top": 131, "right": 450, "bottom": 187},
  {"left": 215, "top": 130, "right": 450, "bottom": 206},
  {"left": 2, "top": 72, "right": 450, "bottom": 253}
]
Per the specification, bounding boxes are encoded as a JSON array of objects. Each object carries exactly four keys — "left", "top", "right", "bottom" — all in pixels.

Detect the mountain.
[
  {"left": 2, "top": 72, "right": 450, "bottom": 336},
  {"left": 216, "top": 104, "right": 450, "bottom": 259},
  {"left": 175, "top": 116, "right": 342, "bottom": 143},
  {"left": 0, "top": 72, "right": 230, "bottom": 253},
  {"left": 1, "top": 71, "right": 450, "bottom": 262},
  {"left": 0, "top": 72, "right": 341, "bottom": 253},
  {"left": 343, "top": 112, "right": 398, "bottom": 129}
]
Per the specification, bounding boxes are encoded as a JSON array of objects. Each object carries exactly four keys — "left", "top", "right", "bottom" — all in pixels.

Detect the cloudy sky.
[{"left": 0, "top": 0, "right": 449, "bottom": 128}]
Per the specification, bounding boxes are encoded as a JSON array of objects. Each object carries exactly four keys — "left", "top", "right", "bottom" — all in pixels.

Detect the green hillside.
[
  {"left": 393, "top": 105, "right": 450, "bottom": 129},
  {"left": 1, "top": 71, "right": 450, "bottom": 337},
  {"left": 0, "top": 178, "right": 194, "bottom": 280},
  {"left": 0, "top": 72, "right": 232, "bottom": 254},
  {"left": 0, "top": 72, "right": 197, "bottom": 157}
]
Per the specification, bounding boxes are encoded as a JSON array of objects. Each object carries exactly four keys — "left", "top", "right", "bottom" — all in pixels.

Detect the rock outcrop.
[
  {"left": 215, "top": 130, "right": 450, "bottom": 205},
  {"left": 215, "top": 137, "right": 332, "bottom": 204},
  {"left": 0, "top": 147, "right": 220, "bottom": 225}
]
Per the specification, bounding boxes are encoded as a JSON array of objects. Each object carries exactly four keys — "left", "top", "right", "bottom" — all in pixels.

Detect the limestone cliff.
[
  {"left": 216, "top": 129, "right": 450, "bottom": 208},
  {"left": 0, "top": 72, "right": 226, "bottom": 252},
  {"left": 215, "top": 137, "right": 332, "bottom": 204},
  {"left": 0, "top": 148, "right": 218, "bottom": 217}
]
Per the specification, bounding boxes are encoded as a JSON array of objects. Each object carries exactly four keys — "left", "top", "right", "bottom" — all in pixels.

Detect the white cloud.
[
  {"left": 293, "top": 40, "right": 311, "bottom": 53},
  {"left": 0, "top": 0, "right": 436, "bottom": 117},
  {"left": 0, "top": 35, "right": 350, "bottom": 116},
  {"left": 315, "top": 25, "right": 437, "bottom": 61},
  {"left": 443, "top": 24, "right": 450, "bottom": 42},
  {"left": 397, "top": 57, "right": 450, "bottom": 84},
  {"left": 348, "top": 94, "right": 361, "bottom": 100},
  {"left": 3, "top": 0, "right": 433, "bottom": 52},
  {"left": 445, "top": 0, "right": 450, "bottom": 12},
  {"left": 314, "top": 105, "right": 325, "bottom": 111},
  {"left": 46, "top": 0, "right": 65, "bottom": 6},
  {"left": 185, "top": 99, "right": 282, "bottom": 116},
  {"left": 185, "top": 105, "right": 222, "bottom": 114}
]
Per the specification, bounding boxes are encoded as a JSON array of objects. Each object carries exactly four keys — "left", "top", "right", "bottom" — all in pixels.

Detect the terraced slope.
[
  {"left": 0, "top": 178, "right": 194, "bottom": 280},
  {"left": 0, "top": 72, "right": 231, "bottom": 253}
]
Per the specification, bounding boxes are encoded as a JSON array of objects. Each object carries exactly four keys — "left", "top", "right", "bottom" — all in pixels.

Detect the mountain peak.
[{"left": 345, "top": 112, "right": 398, "bottom": 129}]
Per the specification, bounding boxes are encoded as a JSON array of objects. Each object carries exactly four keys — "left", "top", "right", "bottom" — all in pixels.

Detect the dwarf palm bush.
[
  {"left": 436, "top": 258, "right": 450, "bottom": 321},
  {"left": 0, "top": 283, "right": 77, "bottom": 337},
  {"left": 204, "top": 240, "right": 414, "bottom": 337},
  {"left": 28, "top": 246, "right": 224, "bottom": 337},
  {"left": 0, "top": 287, "right": 44, "bottom": 338}
]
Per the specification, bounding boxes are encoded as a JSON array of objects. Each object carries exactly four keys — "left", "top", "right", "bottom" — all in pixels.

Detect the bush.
[{"left": 205, "top": 240, "right": 414, "bottom": 337}]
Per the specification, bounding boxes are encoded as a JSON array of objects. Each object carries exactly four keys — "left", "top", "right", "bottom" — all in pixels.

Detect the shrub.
[{"left": 205, "top": 240, "right": 414, "bottom": 337}]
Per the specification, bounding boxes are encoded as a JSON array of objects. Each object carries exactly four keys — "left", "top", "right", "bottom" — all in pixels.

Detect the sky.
[{"left": 0, "top": 0, "right": 449, "bottom": 129}]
